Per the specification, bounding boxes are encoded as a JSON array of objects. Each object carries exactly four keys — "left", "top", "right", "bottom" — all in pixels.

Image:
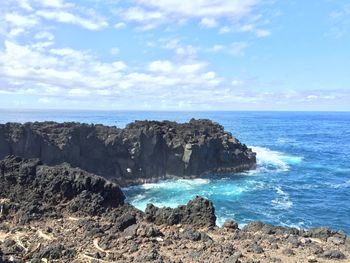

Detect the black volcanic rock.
[
  {"left": 0, "top": 155, "right": 125, "bottom": 222},
  {"left": 145, "top": 196, "right": 216, "bottom": 227},
  {"left": 0, "top": 119, "right": 256, "bottom": 186},
  {"left": 242, "top": 221, "right": 300, "bottom": 235}
]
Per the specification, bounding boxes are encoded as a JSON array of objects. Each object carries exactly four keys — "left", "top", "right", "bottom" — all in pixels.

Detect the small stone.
[
  {"left": 300, "top": 238, "right": 312, "bottom": 244},
  {"left": 327, "top": 236, "right": 345, "bottom": 245},
  {"left": 249, "top": 242, "right": 264, "bottom": 254},
  {"left": 223, "top": 220, "right": 239, "bottom": 230},
  {"left": 307, "top": 256, "right": 318, "bottom": 262},
  {"left": 282, "top": 248, "right": 295, "bottom": 256},
  {"left": 286, "top": 235, "right": 300, "bottom": 248},
  {"left": 321, "top": 250, "right": 345, "bottom": 259}
]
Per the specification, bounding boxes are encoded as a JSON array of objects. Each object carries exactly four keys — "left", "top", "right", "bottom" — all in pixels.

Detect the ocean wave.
[
  {"left": 324, "top": 180, "right": 350, "bottom": 189},
  {"left": 141, "top": 178, "right": 210, "bottom": 190},
  {"left": 271, "top": 186, "right": 293, "bottom": 209},
  {"left": 251, "top": 146, "right": 303, "bottom": 172}
]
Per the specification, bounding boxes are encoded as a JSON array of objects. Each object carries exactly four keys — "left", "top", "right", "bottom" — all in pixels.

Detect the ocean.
[{"left": 1, "top": 110, "right": 349, "bottom": 232}]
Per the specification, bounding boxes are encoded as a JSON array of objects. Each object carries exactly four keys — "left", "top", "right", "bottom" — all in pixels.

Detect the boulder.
[
  {"left": 223, "top": 220, "right": 239, "bottom": 230},
  {"left": 307, "top": 227, "right": 345, "bottom": 241},
  {"left": 145, "top": 196, "right": 216, "bottom": 227},
  {"left": 321, "top": 250, "right": 345, "bottom": 259}
]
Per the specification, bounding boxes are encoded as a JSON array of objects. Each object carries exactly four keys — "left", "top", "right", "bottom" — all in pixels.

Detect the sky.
[{"left": 0, "top": 0, "right": 350, "bottom": 111}]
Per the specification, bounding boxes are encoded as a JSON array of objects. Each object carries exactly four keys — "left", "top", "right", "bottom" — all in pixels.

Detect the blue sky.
[{"left": 0, "top": 0, "right": 349, "bottom": 111}]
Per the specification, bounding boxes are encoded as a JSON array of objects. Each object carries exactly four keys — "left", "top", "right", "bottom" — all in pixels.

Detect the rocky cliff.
[{"left": 0, "top": 119, "right": 256, "bottom": 186}]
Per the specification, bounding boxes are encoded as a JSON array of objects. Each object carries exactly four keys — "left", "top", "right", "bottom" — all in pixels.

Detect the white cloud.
[
  {"left": 232, "top": 80, "right": 244, "bottom": 86},
  {"left": 122, "top": 7, "right": 166, "bottom": 29},
  {"left": 5, "top": 12, "right": 39, "bottom": 28},
  {"left": 149, "top": 60, "right": 173, "bottom": 73},
  {"left": 200, "top": 18, "right": 218, "bottom": 28},
  {"left": 36, "top": 10, "right": 108, "bottom": 30},
  {"left": 206, "top": 45, "right": 225, "bottom": 53},
  {"left": 328, "top": 4, "right": 350, "bottom": 38},
  {"left": 35, "top": 31, "right": 55, "bottom": 40},
  {"left": 110, "top": 47, "right": 120, "bottom": 55},
  {"left": 0, "top": 39, "right": 225, "bottom": 106},
  {"left": 114, "top": 22, "right": 126, "bottom": 29},
  {"left": 229, "top": 42, "right": 249, "bottom": 56},
  {"left": 219, "top": 26, "right": 231, "bottom": 34},
  {"left": 118, "top": 0, "right": 260, "bottom": 29},
  {"left": 8, "top": 28, "right": 25, "bottom": 38},
  {"left": 2, "top": 0, "right": 108, "bottom": 33},
  {"left": 37, "top": 0, "right": 73, "bottom": 9},
  {"left": 219, "top": 23, "right": 271, "bottom": 38},
  {"left": 134, "top": 0, "right": 257, "bottom": 18},
  {"left": 255, "top": 29, "right": 271, "bottom": 38},
  {"left": 160, "top": 39, "right": 198, "bottom": 58}
]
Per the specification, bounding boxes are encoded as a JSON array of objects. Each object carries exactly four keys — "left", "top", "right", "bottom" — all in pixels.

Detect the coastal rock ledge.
[{"left": 0, "top": 119, "right": 256, "bottom": 186}]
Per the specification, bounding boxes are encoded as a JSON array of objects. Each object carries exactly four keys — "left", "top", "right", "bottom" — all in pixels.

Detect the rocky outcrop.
[
  {"left": 0, "top": 156, "right": 348, "bottom": 262},
  {"left": 0, "top": 155, "right": 125, "bottom": 223},
  {"left": 145, "top": 196, "right": 216, "bottom": 227},
  {"left": 0, "top": 119, "right": 256, "bottom": 186}
]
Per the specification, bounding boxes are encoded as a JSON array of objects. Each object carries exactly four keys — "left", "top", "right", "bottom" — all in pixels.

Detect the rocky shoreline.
[
  {"left": 0, "top": 120, "right": 349, "bottom": 262},
  {"left": 0, "top": 156, "right": 349, "bottom": 262},
  {"left": 0, "top": 119, "right": 256, "bottom": 186}
]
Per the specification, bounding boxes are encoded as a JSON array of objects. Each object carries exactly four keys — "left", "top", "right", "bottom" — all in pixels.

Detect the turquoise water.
[{"left": 1, "top": 110, "right": 350, "bottom": 232}]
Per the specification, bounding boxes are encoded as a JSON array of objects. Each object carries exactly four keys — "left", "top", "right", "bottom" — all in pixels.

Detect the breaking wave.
[
  {"left": 271, "top": 186, "right": 293, "bottom": 209},
  {"left": 251, "top": 146, "right": 303, "bottom": 172}
]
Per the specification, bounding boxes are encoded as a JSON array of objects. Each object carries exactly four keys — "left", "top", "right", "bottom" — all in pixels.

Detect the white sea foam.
[
  {"left": 271, "top": 186, "right": 293, "bottom": 209},
  {"left": 141, "top": 178, "right": 210, "bottom": 190},
  {"left": 251, "top": 146, "right": 303, "bottom": 172},
  {"left": 325, "top": 180, "right": 350, "bottom": 189}
]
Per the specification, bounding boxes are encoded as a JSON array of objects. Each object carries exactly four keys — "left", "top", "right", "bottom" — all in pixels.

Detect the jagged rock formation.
[
  {"left": 145, "top": 196, "right": 216, "bottom": 227},
  {"left": 0, "top": 156, "right": 125, "bottom": 223},
  {"left": 0, "top": 119, "right": 256, "bottom": 186}
]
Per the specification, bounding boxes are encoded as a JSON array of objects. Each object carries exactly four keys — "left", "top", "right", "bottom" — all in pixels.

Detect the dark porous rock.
[
  {"left": 122, "top": 224, "right": 139, "bottom": 238},
  {"left": 309, "top": 243, "right": 324, "bottom": 255},
  {"left": 114, "top": 213, "right": 137, "bottom": 232},
  {"left": 86, "top": 226, "right": 104, "bottom": 237},
  {"left": 225, "top": 251, "right": 242, "bottom": 263},
  {"left": 286, "top": 235, "right": 300, "bottom": 248},
  {"left": 223, "top": 220, "right": 239, "bottom": 230},
  {"left": 248, "top": 242, "right": 264, "bottom": 254},
  {"left": 0, "top": 120, "right": 256, "bottom": 186},
  {"left": 307, "top": 227, "right": 344, "bottom": 241},
  {"left": 269, "top": 258, "right": 282, "bottom": 263},
  {"left": 242, "top": 221, "right": 299, "bottom": 236},
  {"left": 138, "top": 225, "right": 163, "bottom": 238},
  {"left": 321, "top": 250, "right": 346, "bottom": 259},
  {"left": 180, "top": 229, "right": 201, "bottom": 241},
  {"left": 145, "top": 196, "right": 216, "bottom": 227},
  {"left": 282, "top": 248, "right": 295, "bottom": 256},
  {"left": 222, "top": 243, "right": 235, "bottom": 255},
  {"left": 33, "top": 243, "right": 76, "bottom": 260},
  {"left": 0, "top": 156, "right": 125, "bottom": 221},
  {"left": 1, "top": 239, "right": 23, "bottom": 255},
  {"left": 180, "top": 229, "right": 211, "bottom": 242},
  {"left": 136, "top": 248, "right": 161, "bottom": 262},
  {"left": 242, "top": 221, "right": 264, "bottom": 233}
]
